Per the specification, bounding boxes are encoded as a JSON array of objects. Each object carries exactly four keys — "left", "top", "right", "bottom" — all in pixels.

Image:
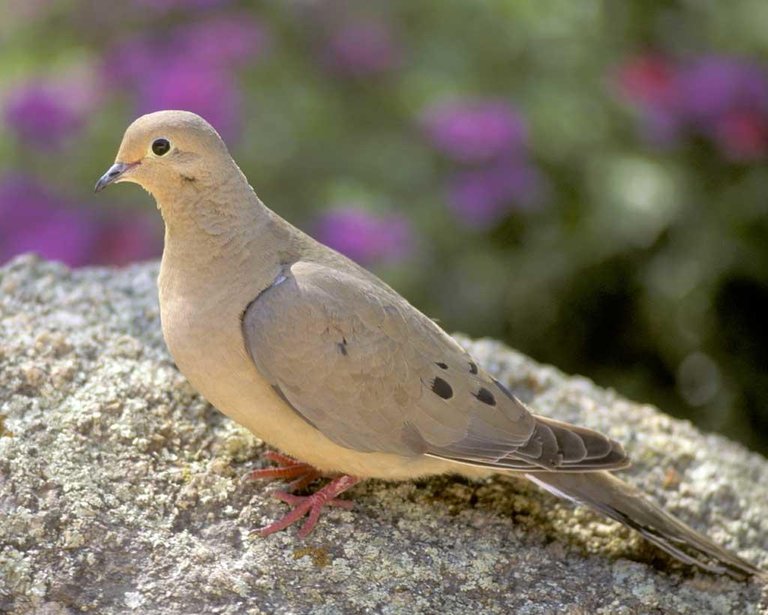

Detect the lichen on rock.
[{"left": 0, "top": 255, "right": 766, "bottom": 614}]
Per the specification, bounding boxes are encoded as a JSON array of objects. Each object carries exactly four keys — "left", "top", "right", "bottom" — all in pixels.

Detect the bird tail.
[{"left": 524, "top": 470, "right": 765, "bottom": 580}]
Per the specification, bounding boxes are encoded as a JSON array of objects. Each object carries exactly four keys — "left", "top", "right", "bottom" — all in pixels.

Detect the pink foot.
[
  {"left": 259, "top": 475, "right": 361, "bottom": 538},
  {"left": 248, "top": 451, "right": 322, "bottom": 491}
]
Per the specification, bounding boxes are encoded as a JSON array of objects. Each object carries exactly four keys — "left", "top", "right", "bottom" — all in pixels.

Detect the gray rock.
[{"left": 0, "top": 254, "right": 766, "bottom": 615}]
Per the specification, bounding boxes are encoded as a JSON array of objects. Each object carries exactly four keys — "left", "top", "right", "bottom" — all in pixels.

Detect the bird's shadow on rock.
[{"left": 230, "top": 456, "right": 695, "bottom": 579}]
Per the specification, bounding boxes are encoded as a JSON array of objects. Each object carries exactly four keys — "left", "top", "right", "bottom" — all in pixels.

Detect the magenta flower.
[
  {"left": 678, "top": 57, "right": 768, "bottom": 160},
  {"left": 613, "top": 54, "right": 683, "bottom": 146},
  {"left": 448, "top": 159, "right": 543, "bottom": 229},
  {"left": 314, "top": 207, "right": 414, "bottom": 265},
  {"left": 615, "top": 54, "right": 678, "bottom": 108},
  {"left": 614, "top": 53, "right": 768, "bottom": 160},
  {"left": 323, "top": 19, "right": 401, "bottom": 78},
  {"left": 3, "top": 80, "right": 87, "bottom": 149},
  {"left": 422, "top": 100, "right": 528, "bottom": 163},
  {"left": 0, "top": 174, "right": 97, "bottom": 266},
  {"left": 713, "top": 110, "right": 768, "bottom": 160}
]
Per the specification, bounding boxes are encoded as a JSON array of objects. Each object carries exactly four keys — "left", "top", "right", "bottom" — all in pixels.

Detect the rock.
[{"left": 0, "top": 254, "right": 766, "bottom": 614}]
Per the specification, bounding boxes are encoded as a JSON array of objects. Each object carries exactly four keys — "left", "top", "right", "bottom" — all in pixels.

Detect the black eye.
[{"left": 152, "top": 138, "right": 171, "bottom": 156}]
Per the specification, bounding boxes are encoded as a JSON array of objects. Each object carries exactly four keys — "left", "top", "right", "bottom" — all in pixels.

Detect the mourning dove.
[{"left": 95, "top": 110, "right": 764, "bottom": 580}]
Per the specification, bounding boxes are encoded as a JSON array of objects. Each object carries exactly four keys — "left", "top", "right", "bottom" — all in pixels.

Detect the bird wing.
[{"left": 242, "top": 261, "right": 628, "bottom": 472}]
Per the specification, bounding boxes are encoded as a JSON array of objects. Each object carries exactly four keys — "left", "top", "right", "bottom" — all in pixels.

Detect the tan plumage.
[{"left": 95, "top": 110, "right": 765, "bottom": 580}]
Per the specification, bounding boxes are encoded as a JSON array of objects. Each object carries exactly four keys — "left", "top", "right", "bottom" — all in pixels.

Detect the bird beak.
[{"left": 94, "top": 161, "right": 137, "bottom": 193}]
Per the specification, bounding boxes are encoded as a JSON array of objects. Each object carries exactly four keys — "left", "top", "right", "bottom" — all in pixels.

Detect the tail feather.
[{"left": 525, "top": 471, "right": 765, "bottom": 580}]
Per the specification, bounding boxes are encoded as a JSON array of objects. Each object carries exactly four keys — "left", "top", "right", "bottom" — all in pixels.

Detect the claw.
[
  {"left": 248, "top": 451, "right": 321, "bottom": 489},
  {"left": 259, "top": 475, "right": 360, "bottom": 537}
]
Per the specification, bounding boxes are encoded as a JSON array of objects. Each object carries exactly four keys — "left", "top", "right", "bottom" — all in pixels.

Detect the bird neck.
[
  {"left": 157, "top": 175, "right": 299, "bottom": 304},
  {"left": 161, "top": 173, "right": 270, "bottom": 264}
]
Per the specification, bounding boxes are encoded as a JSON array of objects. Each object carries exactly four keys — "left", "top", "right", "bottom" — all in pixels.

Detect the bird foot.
[
  {"left": 259, "top": 474, "right": 361, "bottom": 538},
  {"left": 248, "top": 451, "right": 322, "bottom": 491}
]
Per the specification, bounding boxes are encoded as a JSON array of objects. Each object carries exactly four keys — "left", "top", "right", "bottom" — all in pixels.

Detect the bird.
[{"left": 95, "top": 110, "right": 764, "bottom": 580}]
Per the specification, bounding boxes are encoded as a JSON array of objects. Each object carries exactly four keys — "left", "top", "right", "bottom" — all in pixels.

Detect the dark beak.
[{"left": 94, "top": 161, "right": 136, "bottom": 193}]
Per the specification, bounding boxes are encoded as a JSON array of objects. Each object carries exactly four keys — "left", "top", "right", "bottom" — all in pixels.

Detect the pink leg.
[
  {"left": 259, "top": 475, "right": 361, "bottom": 538},
  {"left": 248, "top": 451, "right": 321, "bottom": 491}
]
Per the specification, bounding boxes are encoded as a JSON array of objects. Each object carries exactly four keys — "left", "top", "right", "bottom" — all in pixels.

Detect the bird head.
[{"left": 94, "top": 110, "right": 233, "bottom": 201}]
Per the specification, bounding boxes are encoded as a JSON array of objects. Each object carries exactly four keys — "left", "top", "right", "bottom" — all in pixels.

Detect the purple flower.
[
  {"left": 93, "top": 216, "right": 162, "bottom": 266},
  {"left": 0, "top": 175, "right": 162, "bottom": 267},
  {"left": 614, "top": 53, "right": 768, "bottom": 159},
  {"left": 171, "top": 13, "right": 270, "bottom": 68},
  {"left": 0, "top": 174, "right": 98, "bottom": 266},
  {"left": 323, "top": 19, "right": 401, "bottom": 77},
  {"left": 448, "top": 159, "right": 543, "bottom": 229},
  {"left": 613, "top": 54, "right": 683, "bottom": 147},
  {"left": 678, "top": 57, "right": 768, "bottom": 124},
  {"left": 678, "top": 57, "right": 768, "bottom": 159},
  {"left": 105, "top": 15, "right": 268, "bottom": 139},
  {"left": 3, "top": 80, "right": 87, "bottom": 149},
  {"left": 136, "top": 62, "right": 241, "bottom": 138},
  {"left": 422, "top": 100, "right": 528, "bottom": 163},
  {"left": 104, "top": 37, "right": 156, "bottom": 89},
  {"left": 314, "top": 207, "right": 414, "bottom": 265}
]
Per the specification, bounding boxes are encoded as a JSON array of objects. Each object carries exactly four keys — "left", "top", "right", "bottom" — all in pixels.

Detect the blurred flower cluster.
[
  {"left": 314, "top": 206, "right": 413, "bottom": 265},
  {"left": 0, "top": 174, "right": 159, "bottom": 266},
  {"left": 422, "top": 100, "right": 543, "bottom": 228},
  {"left": 106, "top": 11, "right": 269, "bottom": 138},
  {"left": 2, "top": 1, "right": 768, "bottom": 451},
  {"left": 4, "top": 80, "right": 90, "bottom": 150},
  {"left": 616, "top": 54, "right": 768, "bottom": 160}
]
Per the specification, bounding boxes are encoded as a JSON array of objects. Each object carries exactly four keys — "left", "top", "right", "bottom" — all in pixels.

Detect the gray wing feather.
[{"left": 242, "top": 261, "right": 628, "bottom": 471}]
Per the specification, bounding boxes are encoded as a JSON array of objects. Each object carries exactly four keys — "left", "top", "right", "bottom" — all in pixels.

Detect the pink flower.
[
  {"left": 714, "top": 110, "right": 768, "bottom": 161},
  {"left": 614, "top": 54, "right": 678, "bottom": 108},
  {"left": 614, "top": 53, "right": 768, "bottom": 159}
]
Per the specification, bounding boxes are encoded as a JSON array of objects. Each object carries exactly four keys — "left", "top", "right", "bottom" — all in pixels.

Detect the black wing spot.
[
  {"left": 469, "top": 361, "right": 478, "bottom": 375},
  {"left": 431, "top": 377, "right": 454, "bottom": 400},
  {"left": 493, "top": 378, "right": 516, "bottom": 400},
  {"left": 474, "top": 387, "right": 496, "bottom": 406},
  {"left": 435, "top": 362, "right": 448, "bottom": 369},
  {"left": 337, "top": 342, "right": 348, "bottom": 356}
]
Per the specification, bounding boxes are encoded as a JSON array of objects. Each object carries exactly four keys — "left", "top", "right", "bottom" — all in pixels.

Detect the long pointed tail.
[{"left": 525, "top": 471, "right": 765, "bottom": 580}]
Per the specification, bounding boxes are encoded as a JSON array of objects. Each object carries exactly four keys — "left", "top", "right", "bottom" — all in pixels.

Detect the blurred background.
[{"left": 1, "top": 0, "right": 767, "bottom": 452}]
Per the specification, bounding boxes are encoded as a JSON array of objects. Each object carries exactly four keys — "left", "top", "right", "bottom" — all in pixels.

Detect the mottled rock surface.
[{"left": 0, "top": 255, "right": 766, "bottom": 614}]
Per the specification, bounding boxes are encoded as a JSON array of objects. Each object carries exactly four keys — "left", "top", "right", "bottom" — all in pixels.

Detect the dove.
[{"left": 95, "top": 110, "right": 764, "bottom": 580}]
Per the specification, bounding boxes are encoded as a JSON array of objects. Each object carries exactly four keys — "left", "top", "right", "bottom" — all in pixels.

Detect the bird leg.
[
  {"left": 248, "top": 451, "right": 322, "bottom": 491},
  {"left": 259, "top": 474, "right": 361, "bottom": 538}
]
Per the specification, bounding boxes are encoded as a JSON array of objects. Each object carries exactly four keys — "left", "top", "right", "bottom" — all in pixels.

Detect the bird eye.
[{"left": 152, "top": 138, "right": 171, "bottom": 156}]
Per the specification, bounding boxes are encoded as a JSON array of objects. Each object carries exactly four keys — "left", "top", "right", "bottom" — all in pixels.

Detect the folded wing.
[{"left": 242, "top": 261, "right": 628, "bottom": 472}]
